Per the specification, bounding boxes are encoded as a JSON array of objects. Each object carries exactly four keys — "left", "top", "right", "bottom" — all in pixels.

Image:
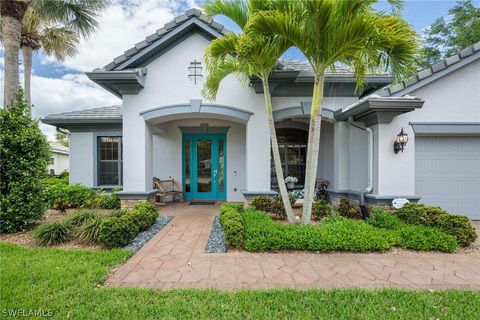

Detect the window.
[
  {"left": 50, "top": 157, "right": 54, "bottom": 165},
  {"left": 271, "top": 129, "right": 308, "bottom": 190},
  {"left": 98, "top": 136, "right": 122, "bottom": 186}
]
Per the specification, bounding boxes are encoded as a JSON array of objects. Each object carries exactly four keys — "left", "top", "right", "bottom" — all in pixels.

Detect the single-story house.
[
  {"left": 47, "top": 142, "right": 69, "bottom": 176},
  {"left": 42, "top": 9, "right": 480, "bottom": 219}
]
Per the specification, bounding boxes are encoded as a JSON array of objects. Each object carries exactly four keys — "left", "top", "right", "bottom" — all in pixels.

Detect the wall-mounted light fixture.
[{"left": 394, "top": 128, "right": 408, "bottom": 154}]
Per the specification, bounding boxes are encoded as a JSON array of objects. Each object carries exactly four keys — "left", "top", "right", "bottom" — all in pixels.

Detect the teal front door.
[{"left": 182, "top": 134, "right": 226, "bottom": 201}]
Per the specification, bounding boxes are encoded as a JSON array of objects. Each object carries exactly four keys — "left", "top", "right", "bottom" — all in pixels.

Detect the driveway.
[{"left": 106, "top": 204, "right": 480, "bottom": 290}]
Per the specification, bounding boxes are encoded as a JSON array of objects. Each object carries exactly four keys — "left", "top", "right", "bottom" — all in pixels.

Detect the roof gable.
[{"left": 103, "top": 8, "right": 227, "bottom": 71}]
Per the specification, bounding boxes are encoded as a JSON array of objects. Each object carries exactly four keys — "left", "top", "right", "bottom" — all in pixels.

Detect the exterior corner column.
[{"left": 245, "top": 112, "right": 270, "bottom": 192}]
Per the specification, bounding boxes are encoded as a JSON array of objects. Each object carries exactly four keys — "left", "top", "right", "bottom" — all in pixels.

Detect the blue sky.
[{"left": 0, "top": 0, "right": 478, "bottom": 138}]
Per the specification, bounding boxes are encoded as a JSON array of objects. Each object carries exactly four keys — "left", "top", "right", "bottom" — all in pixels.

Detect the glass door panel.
[{"left": 196, "top": 139, "right": 212, "bottom": 192}]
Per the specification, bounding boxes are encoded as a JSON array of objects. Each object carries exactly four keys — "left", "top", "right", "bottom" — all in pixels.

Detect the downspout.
[{"left": 347, "top": 117, "right": 373, "bottom": 218}]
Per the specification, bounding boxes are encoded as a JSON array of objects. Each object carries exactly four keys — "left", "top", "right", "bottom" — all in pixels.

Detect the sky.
[{"left": 0, "top": 0, "right": 478, "bottom": 140}]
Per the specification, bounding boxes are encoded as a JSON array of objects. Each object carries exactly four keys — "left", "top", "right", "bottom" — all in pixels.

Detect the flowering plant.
[{"left": 285, "top": 176, "right": 298, "bottom": 184}]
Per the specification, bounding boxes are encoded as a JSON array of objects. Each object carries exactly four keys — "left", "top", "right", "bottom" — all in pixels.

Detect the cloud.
[{"left": 42, "top": 0, "right": 200, "bottom": 72}]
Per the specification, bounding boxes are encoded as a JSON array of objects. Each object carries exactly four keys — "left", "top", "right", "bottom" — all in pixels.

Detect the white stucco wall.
[
  {"left": 47, "top": 152, "right": 69, "bottom": 175},
  {"left": 69, "top": 132, "right": 94, "bottom": 186},
  {"left": 376, "top": 59, "right": 480, "bottom": 196}
]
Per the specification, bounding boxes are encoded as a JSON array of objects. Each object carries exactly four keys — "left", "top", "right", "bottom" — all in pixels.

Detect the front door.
[{"left": 183, "top": 134, "right": 226, "bottom": 201}]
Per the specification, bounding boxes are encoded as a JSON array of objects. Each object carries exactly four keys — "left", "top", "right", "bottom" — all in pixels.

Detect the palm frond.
[
  {"left": 202, "top": 58, "right": 246, "bottom": 101},
  {"left": 39, "top": 27, "right": 79, "bottom": 61},
  {"left": 203, "top": 33, "right": 240, "bottom": 70},
  {"left": 203, "top": 0, "right": 249, "bottom": 29}
]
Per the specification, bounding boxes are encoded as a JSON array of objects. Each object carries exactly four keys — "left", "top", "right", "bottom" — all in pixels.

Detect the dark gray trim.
[
  {"left": 241, "top": 190, "right": 278, "bottom": 200},
  {"left": 410, "top": 122, "right": 480, "bottom": 136},
  {"left": 85, "top": 69, "right": 146, "bottom": 98},
  {"left": 113, "top": 18, "right": 222, "bottom": 71},
  {"left": 140, "top": 99, "right": 253, "bottom": 124},
  {"left": 179, "top": 123, "right": 230, "bottom": 134},
  {"left": 328, "top": 189, "right": 421, "bottom": 205},
  {"left": 334, "top": 98, "right": 424, "bottom": 127},
  {"left": 116, "top": 189, "right": 158, "bottom": 200},
  {"left": 274, "top": 119, "right": 309, "bottom": 131},
  {"left": 273, "top": 103, "right": 335, "bottom": 121}
]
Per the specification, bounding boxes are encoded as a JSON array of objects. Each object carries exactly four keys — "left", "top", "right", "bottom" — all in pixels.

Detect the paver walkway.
[{"left": 106, "top": 203, "right": 480, "bottom": 290}]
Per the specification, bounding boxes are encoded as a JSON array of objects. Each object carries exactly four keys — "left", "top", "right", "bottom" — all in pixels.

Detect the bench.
[{"left": 153, "top": 178, "right": 183, "bottom": 206}]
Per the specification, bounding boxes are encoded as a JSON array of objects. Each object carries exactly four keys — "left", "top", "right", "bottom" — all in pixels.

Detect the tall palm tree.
[
  {"left": 202, "top": 0, "right": 296, "bottom": 223},
  {"left": 250, "top": 0, "right": 418, "bottom": 223},
  {"left": 21, "top": 0, "right": 108, "bottom": 106},
  {"left": 1, "top": 0, "right": 30, "bottom": 107}
]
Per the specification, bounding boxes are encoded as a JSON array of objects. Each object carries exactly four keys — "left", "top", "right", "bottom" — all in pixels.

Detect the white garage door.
[{"left": 415, "top": 136, "right": 480, "bottom": 220}]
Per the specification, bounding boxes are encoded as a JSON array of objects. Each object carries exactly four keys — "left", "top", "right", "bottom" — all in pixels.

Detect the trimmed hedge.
[
  {"left": 98, "top": 217, "right": 137, "bottom": 248},
  {"left": 395, "top": 203, "right": 447, "bottom": 227},
  {"left": 218, "top": 203, "right": 244, "bottom": 248},
  {"left": 436, "top": 215, "right": 477, "bottom": 247},
  {"left": 397, "top": 225, "right": 458, "bottom": 252},
  {"left": 367, "top": 207, "right": 405, "bottom": 230},
  {"left": 242, "top": 209, "right": 396, "bottom": 252}
]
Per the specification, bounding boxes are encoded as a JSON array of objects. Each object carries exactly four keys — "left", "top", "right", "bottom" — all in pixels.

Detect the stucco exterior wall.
[
  {"left": 69, "top": 132, "right": 94, "bottom": 186},
  {"left": 47, "top": 152, "right": 69, "bottom": 175}
]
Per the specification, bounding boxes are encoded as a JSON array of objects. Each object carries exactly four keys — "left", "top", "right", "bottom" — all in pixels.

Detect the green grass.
[{"left": 1, "top": 243, "right": 479, "bottom": 319}]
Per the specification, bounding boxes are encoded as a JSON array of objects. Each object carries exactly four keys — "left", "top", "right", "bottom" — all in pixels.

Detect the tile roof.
[
  {"left": 102, "top": 8, "right": 228, "bottom": 71},
  {"left": 44, "top": 105, "right": 123, "bottom": 120},
  {"left": 376, "top": 41, "right": 480, "bottom": 97}
]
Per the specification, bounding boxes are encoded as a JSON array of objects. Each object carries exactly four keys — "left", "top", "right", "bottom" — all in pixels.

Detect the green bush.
[
  {"left": 312, "top": 200, "right": 334, "bottom": 221},
  {"left": 337, "top": 197, "right": 358, "bottom": 219},
  {"left": 132, "top": 201, "right": 158, "bottom": 225},
  {"left": 0, "top": 93, "right": 51, "bottom": 232},
  {"left": 270, "top": 195, "right": 296, "bottom": 219},
  {"left": 98, "top": 217, "right": 137, "bottom": 248},
  {"left": 395, "top": 203, "right": 447, "bottom": 227},
  {"left": 109, "top": 209, "right": 128, "bottom": 218},
  {"left": 242, "top": 208, "right": 395, "bottom": 252},
  {"left": 218, "top": 203, "right": 244, "bottom": 248},
  {"left": 436, "top": 215, "right": 477, "bottom": 247},
  {"left": 367, "top": 207, "right": 405, "bottom": 230},
  {"left": 250, "top": 195, "right": 273, "bottom": 213},
  {"left": 397, "top": 225, "right": 458, "bottom": 252},
  {"left": 76, "top": 215, "right": 103, "bottom": 244},
  {"left": 65, "top": 210, "right": 98, "bottom": 227},
  {"left": 34, "top": 221, "right": 71, "bottom": 246},
  {"left": 124, "top": 210, "right": 152, "bottom": 232}
]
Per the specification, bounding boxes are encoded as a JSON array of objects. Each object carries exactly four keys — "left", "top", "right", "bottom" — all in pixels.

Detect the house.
[
  {"left": 47, "top": 142, "right": 69, "bottom": 175},
  {"left": 42, "top": 9, "right": 480, "bottom": 219}
]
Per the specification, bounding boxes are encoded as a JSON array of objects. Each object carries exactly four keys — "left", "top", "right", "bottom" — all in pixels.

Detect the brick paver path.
[{"left": 106, "top": 203, "right": 480, "bottom": 290}]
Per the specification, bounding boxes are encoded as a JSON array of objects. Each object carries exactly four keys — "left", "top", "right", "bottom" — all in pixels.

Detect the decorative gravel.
[
  {"left": 124, "top": 216, "right": 174, "bottom": 252},
  {"left": 205, "top": 216, "right": 226, "bottom": 253}
]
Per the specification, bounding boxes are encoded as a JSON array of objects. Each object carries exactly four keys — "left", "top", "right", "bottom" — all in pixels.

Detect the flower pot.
[{"left": 286, "top": 182, "right": 295, "bottom": 189}]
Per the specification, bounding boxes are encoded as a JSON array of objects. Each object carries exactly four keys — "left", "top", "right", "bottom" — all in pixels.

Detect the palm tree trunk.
[
  {"left": 262, "top": 80, "right": 296, "bottom": 223},
  {"left": 22, "top": 45, "right": 33, "bottom": 112},
  {"left": 302, "top": 75, "right": 325, "bottom": 224},
  {"left": 1, "top": 14, "right": 22, "bottom": 107}
]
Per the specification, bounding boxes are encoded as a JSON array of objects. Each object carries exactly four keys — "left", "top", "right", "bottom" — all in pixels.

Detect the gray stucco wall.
[{"left": 69, "top": 132, "right": 94, "bottom": 187}]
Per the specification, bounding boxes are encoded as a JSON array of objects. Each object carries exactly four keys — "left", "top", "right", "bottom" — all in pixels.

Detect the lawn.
[{"left": 1, "top": 243, "right": 479, "bottom": 319}]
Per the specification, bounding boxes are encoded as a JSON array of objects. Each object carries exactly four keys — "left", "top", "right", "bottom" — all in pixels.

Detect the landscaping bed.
[
  {"left": 218, "top": 200, "right": 478, "bottom": 253},
  {"left": 1, "top": 242, "right": 479, "bottom": 319}
]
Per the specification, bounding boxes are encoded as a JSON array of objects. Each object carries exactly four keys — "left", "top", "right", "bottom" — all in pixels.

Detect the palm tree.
[
  {"left": 1, "top": 0, "right": 30, "bottom": 107},
  {"left": 21, "top": 0, "right": 108, "bottom": 106},
  {"left": 250, "top": 0, "right": 418, "bottom": 223},
  {"left": 202, "top": 0, "right": 296, "bottom": 223}
]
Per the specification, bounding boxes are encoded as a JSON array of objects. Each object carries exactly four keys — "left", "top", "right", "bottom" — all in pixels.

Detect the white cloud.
[{"left": 43, "top": 0, "right": 200, "bottom": 72}]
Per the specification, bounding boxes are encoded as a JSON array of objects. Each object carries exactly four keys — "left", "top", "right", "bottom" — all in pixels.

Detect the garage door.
[{"left": 415, "top": 136, "right": 480, "bottom": 220}]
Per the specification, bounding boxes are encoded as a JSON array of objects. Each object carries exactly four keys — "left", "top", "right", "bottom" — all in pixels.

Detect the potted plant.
[{"left": 285, "top": 176, "right": 298, "bottom": 189}]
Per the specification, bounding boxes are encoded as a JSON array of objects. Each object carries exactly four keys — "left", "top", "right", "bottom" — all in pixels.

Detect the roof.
[
  {"left": 50, "top": 142, "right": 69, "bottom": 155},
  {"left": 376, "top": 41, "right": 480, "bottom": 97},
  {"left": 101, "top": 8, "right": 228, "bottom": 71},
  {"left": 42, "top": 105, "right": 123, "bottom": 126}
]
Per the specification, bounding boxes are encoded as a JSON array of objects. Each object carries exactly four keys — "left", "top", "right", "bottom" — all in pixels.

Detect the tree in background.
[
  {"left": 251, "top": 0, "right": 418, "bottom": 223},
  {"left": 416, "top": 0, "right": 480, "bottom": 69},
  {"left": 0, "top": 91, "right": 51, "bottom": 232},
  {"left": 55, "top": 131, "right": 70, "bottom": 148}
]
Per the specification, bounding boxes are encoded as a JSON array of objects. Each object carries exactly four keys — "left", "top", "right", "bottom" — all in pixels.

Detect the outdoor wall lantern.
[{"left": 394, "top": 128, "right": 408, "bottom": 154}]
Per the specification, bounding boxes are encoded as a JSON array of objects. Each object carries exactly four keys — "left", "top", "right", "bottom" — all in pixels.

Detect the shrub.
[
  {"left": 76, "top": 215, "right": 103, "bottom": 244},
  {"left": 98, "top": 217, "right": 137, "bottom": 248},
  {"left": 65, "top": 210, "right": 98, "bottom": 228},
  {"left": 397, "top": 225, "right": 458, "bottom": 252},
  {"left": 436, "top": 215, "right": 477, "bottom": 247},
  {"left": 124, "top": 210, "right": 152, "bottom": 232},
  {"left": 132, "top": 201, "right": 158, "bottom": 225},
  {"left": 395, "top": 203, "right": 447, "bottom": 227},
  {"left": 367, "top": 207, "right": 405, "bottom": 230},
  {"left": 312, "top": 200, "right": 334, "bottom": 221},
  {"left": 34, "top": 221, "right": 71, "bottom": 246},
  {"left": 242, "top": 208, "right": 395, "bottom": 252},
  {"left": 270, "top": 194, "right": 296, "bottom": 219},
  {"left": 250, "top": 195, "right": 273, "bottom": 212},
  {"left": 109, "top": 209, "right": 128, "bottom": 218},
  {"left": 84, "top": 190, "right": 121, "bottom": 210},
  {"left": 0, "top": 92, "right": 51, "bottom": 232},
  {"left": 337, "top": 198, "right": 358, "bottom": 219},
  {"left": 218, "top": 203, "right": 244, "bottom": 248}
]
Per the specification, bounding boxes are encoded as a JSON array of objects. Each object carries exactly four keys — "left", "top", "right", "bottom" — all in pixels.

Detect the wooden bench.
[{"left": 153, "top": 178, "right": 183, "bottom": 206}]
